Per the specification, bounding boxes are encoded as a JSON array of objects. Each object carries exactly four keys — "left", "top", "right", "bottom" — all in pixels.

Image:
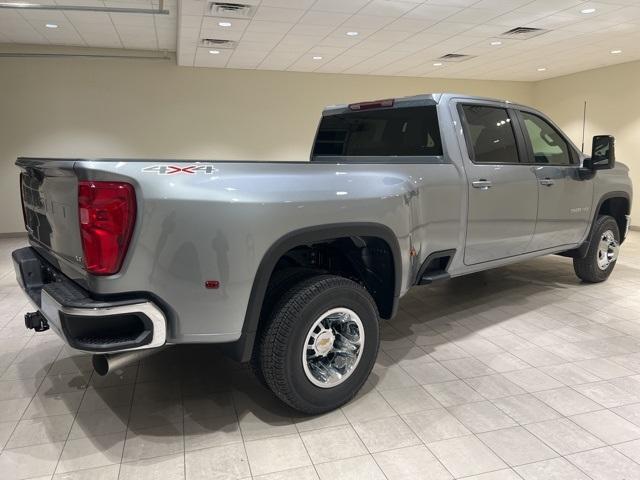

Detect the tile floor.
[{"left": 1, "top": 233, "right": 640, "bottom": 479}]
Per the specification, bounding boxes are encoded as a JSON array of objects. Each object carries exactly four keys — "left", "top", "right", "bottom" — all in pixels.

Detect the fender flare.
[
  {"left": 573, "top": 191, "right": 631, "bottom": 258},
  {"left": 228, "top": 223, "right": 403, "bottom": 362}
]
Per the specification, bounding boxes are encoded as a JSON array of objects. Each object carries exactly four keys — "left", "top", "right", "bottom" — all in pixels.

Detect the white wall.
[
  {"left": 0, "top": 56, "right": 534, "bottom": 233},
  {"left": 533, "top": 60, "right": 639, "bottom": 225}
]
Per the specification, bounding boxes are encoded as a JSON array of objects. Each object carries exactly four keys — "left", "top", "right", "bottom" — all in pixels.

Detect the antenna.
[{"left": 581, "top": 101, "right": 587, "bottom": 153}]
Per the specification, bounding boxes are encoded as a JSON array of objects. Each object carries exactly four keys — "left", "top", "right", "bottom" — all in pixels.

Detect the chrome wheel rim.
[
  {"left": 597, "top": 229, "right": 619, "bottom": 270},
  {"left": 302, "top": 307, "right": 365, "bottom": 389}
]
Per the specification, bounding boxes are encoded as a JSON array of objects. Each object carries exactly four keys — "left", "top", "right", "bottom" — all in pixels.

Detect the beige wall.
[
  {"left": 2, "top": 55, "right": 637, "bottom": 234},
  {"left": 533, "top": 60, "right": 639, "bottom": 225},
  {"left": 0, "top": 57, "right": 534, "bottom": 233}
]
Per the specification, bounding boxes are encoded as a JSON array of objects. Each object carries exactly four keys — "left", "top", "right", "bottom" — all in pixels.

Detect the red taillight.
[{"left": 78, "top": 181, "right": 136, "bottom": 276}]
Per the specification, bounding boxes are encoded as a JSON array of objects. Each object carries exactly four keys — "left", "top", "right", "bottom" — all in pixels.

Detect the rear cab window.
[
  {"left": 459, "top": 105, "right": 521, "bottom": 164},
  {"left": 311, "top": 105, "right": 443, "bottom": 161}
]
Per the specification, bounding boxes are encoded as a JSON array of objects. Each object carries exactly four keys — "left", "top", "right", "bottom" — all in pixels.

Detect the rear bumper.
[{"left": 13, "top": 246, "right": 167, "bottom": 353}]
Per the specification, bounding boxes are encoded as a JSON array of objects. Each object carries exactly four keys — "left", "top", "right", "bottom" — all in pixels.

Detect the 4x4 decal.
[{"left": 142, "top": 165, "right": 217, "bottom": 175}]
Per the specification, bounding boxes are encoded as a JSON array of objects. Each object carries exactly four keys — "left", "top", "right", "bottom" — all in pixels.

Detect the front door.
[
  {"left": 517, "top": 110, "right": 594, "bottom": 251},
  {"left": 457, "top": 103, "right": 539, "bottom": 265}
]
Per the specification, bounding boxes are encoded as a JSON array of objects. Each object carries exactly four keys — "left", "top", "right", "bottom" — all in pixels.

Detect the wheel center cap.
[{"left": 315, "top": 331, "right": 335, "bottom": 356}]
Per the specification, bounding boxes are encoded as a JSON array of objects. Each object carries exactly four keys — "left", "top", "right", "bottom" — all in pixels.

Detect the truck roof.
[{"left": 322, "top": 92, "right": 519, "bottom": 115}]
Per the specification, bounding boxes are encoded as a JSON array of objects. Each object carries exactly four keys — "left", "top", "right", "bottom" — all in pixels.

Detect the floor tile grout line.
[
  {"left": 1, "top": 339, "right": 66, "bottom": 455},
  {"left": 387, "top": 401, "right": 457, "bottom": 480},
  {"left": 115, "top": 361, "right": 141, "bottom": 480},
  {"left": 337, "top": 393, "right": 397, "bottom": 480},
  {"left": 0, "top": 372, "right": 48, "bottom": 453},
  {"left": 50, "top": 364, "right": 96, "bottom": 477},
  {"left": 379, "top": 349, "right": 634, "bottom": 476},
  {"left": 296, "top": 415, "right": 322, "bottom": 480},
  {"left": 231, "top": 388, "right": 254, "bottom": 479},
  {"left": 610, "top": 441, "right": 640, "bottom": 468},
  {"left": 456, "top": 465, "right": 525, "bottom": 479}
]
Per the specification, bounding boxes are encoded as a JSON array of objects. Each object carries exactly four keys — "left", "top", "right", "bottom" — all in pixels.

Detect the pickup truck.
[{"left": 13, "top": 93, "right": 632, "bottom": 414}]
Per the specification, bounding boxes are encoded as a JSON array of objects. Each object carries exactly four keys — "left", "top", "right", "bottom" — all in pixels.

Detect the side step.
[
  {"left": 419, "top": 272, "right": 450, "bottom": 285},
  {"left": 415, "top": 249, "right": 456, "bottom": 286}
]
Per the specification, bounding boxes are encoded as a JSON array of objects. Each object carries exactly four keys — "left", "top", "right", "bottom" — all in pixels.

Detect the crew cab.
[{"left": 13, "top": 93, "right": 632, "bottom": 414}]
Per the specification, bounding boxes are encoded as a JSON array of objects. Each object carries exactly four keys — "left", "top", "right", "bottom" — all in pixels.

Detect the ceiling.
[
  {"left": 0, "top": 0, "right": 176, "bottom": 50},
  {"left": 1, "top": 0, "right": 640, "bottom": 80}
]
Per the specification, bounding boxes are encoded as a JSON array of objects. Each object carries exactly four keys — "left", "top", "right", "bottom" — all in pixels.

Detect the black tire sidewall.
[
  {"left": 577, "top": 216, "right": 620, "bottom": 282},
  {"left": 279, "top": 280, "right": 379, "bottom": 412}
]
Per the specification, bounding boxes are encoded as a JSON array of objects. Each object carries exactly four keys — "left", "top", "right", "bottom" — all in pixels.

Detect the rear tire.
[
  {"left": 250, "top": 267, "right": 317, "bottom": 387},
  {"left": 257, "top": 275, "right": 379, "bottom": 414},
  {"left": 573, "top": 215, "right": 620, "bottom": 283}
]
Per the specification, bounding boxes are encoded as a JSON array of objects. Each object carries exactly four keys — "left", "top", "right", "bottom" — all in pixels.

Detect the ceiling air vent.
[
  {"left": 200, "top": 38, "right": 237, "bottom": 49},
  {"left": 501, "top": 27, "right": 549, "bottom": 39},
  {"left": 208, "top": 2, "right": 256, "bottom": 18},
  {"left": 438, "top": 53, "right": 475, "bottom": 63}
]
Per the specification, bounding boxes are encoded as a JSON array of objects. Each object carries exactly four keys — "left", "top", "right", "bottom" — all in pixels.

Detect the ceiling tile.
[
  {"left": 311, "top": 0, "right": 369, "bottom": 14},
  {"left": 2, "top": 0, "right": 639, "bottom": 81},
  {"left": 253, "top": 6, "right": 306, "bottom": 23},
  {"left": 358, "top": 0, "right": 420, "bottom": 18},
  {"left": 298, "top": 10, "right": 351, "bottom": 26}
]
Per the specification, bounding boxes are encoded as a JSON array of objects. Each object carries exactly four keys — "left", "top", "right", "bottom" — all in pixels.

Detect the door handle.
[
  {"left": 472, "top": 180, "right": 492, "bottom": 189},
  {"left": 539, "top": 178, "right": 555, "bottom": 186}
]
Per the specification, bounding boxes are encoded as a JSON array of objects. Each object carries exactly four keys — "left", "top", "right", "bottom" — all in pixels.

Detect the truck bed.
[{"left": 16, "top": 157, "right": 464, "bottom": 345}]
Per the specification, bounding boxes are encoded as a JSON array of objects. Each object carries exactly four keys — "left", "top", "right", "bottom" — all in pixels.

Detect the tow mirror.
[{"left": 585, "top": 135, "right": 615, "bottom": 171}]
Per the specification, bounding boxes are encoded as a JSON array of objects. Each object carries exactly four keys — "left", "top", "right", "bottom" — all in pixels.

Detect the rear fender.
[{"left": 226, "top": 223, "right": 402, "bottom": 362}]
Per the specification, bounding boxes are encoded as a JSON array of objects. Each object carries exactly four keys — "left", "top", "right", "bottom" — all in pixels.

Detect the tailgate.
[{"left": 18, "top": 158, "right": 85, "bottom": 273}]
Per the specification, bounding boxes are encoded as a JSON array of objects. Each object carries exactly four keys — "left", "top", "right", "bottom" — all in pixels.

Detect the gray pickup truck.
[{"left": 13, "top": 93, "right": 632, "bottom": 414}]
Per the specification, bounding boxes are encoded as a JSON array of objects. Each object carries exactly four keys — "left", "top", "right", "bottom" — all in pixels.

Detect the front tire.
[
  {"left": 573, "top": 215, "right": 620, "bottom": 283},
  {"left": 257, "top": 275, "right": 379, "bottom": 414}
]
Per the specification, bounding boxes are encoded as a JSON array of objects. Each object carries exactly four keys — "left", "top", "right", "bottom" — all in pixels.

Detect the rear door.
[
  {"left": 515, "top": 110, "right": 594, "bottom": 250},
  {"left": 456, "top": 101, "right": 539, "bottom": 265}
]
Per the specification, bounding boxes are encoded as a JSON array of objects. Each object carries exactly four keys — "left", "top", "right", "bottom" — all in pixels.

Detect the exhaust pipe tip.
[
  {"left": 92, "top": 354, "right": 109, "bottom": 376},
  {"left": 92, "top": 347, "right": 166, "bottom": 376}
]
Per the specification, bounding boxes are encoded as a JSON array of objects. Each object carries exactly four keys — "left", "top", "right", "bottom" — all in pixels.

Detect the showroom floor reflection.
[{"left": 2, "top": 234, "right": 640, "bottom": 479}]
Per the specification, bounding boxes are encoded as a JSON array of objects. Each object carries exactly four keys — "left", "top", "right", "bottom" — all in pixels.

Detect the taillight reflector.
[
  {"left": 19, "top": 173, "right": 28, "bottom": 228},
  {"left": 78, "top": 181, "right": 136, "bottom": 276}
]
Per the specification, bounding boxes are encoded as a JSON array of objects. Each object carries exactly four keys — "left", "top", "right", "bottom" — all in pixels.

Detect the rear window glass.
[
  {"left": 312, "top": 106, "right": 442, "bottom": 158},
  {"left": 460, "top": 105, "right": 519, "bottom": 164}
]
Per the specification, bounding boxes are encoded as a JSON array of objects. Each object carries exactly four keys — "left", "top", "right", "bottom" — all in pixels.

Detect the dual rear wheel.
[{"left": 254, "top": 274, "right": 379, "bottom": 414}]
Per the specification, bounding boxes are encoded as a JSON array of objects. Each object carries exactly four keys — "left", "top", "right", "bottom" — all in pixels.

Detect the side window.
[
  {"left": 460, "top": 105, "right": 520, "bottom": 164},
  {"left": 521, "top": 112, "right": 572, "bottom": 165}
]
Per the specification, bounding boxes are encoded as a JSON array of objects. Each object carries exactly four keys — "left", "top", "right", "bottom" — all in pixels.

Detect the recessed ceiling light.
[
  {"left": 433, "top": 62, "right": 443, "bottom": 66},
  {"left": 209, "top": 50, "right": 220, "bottom": 54},
  {"left": 490, "top": 41, "right": 502, "bottom": 46},
  {"left": 345, "top": 31, "right": 359, "bottom": 36},
  {"left": 312, "top": 55, "right": 323, "bottom": 60},
  {"left": 218, "top": 21, "right": 232, "bottom": 27},
  {"left": 537, "top": 67, "right": 547, "bottom": 72},
  {"left": 610, "top": 49, "right": 622, "bottom": 54},
  {"left": 45, "top": 23, "right": 58, "bottom": 29},
  {"left": 580, "top": 7, "right": 596, "bottom": 14}
]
